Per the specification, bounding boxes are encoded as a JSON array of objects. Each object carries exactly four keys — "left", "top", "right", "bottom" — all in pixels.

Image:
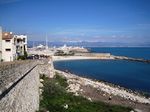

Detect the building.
[
  {"left": 2, "top": 32, "right": 16, "bottom": 61},
  {"left": 14, "top": 35, "right": 27, "bottom": 56},
  {"left": 0, "top": 26, "right": 28, "bottom": 62},
  {"left": 0, "top": 27, "right": 2, "bottom": 61}
]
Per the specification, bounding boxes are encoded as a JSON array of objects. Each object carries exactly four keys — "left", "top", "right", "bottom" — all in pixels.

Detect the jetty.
[{"left": 112, "top": 55, "right": 150, "bottom": 63}]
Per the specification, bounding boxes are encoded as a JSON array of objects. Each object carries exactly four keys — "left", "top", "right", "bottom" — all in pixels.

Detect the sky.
[{"left": 0, "top": 0, "right": 150, "bottom": 45}]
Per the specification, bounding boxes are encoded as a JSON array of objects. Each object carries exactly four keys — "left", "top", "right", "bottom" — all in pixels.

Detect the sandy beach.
[{"left": 52, "top": 55, "right": 114, "bottom": 61}]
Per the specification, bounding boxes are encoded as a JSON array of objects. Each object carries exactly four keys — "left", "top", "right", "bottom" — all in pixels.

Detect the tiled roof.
[{"left": 2, "top": 32, "right": 13, "bottom": 40}]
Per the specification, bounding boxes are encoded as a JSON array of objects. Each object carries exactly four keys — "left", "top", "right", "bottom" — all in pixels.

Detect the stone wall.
[
  {"left": 39, "top": 58, "right": 55, "bottom": 78},
  {"left": 0, "top": 59, "right": 54, "bottom": 112}
]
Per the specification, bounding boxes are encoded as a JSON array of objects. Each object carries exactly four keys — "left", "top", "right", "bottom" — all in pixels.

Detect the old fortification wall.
[
  {"left": 0, "top": 59, "right": 54, "bottom": 112},
  {"left": 39, "top": 58, "right": 54, "bottom": 78}
]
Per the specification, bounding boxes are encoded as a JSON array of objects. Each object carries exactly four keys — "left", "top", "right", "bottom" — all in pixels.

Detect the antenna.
[
  {"left": 33, "top": 41, "right": 34, "bottom": 48},
  {"left": 46, "top": 33, "right": 48, "bottom": 50}
]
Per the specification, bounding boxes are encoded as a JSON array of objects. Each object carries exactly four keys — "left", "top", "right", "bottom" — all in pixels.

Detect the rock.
[
  {"left": 75, "top": 92, "right": 79, "bottom": 96},
  {"left": 39, "top": 83, "right": 43, "bottom": 88},
  {"left": 55, "top": 82, "right": 59, "bottom": 85},
  {"left": 80, "top": 89, "right": 83, "bottom": 92},
  {"left": 108, "top": 96, "right": 112, "bottom": 100},
  {"left": 64, "top": 104, "right": 68, "bottom": 109},
  {"left": 88, "top": 97, "right": 92, "bottom": 102},
  {"left": 39, "top": 89, "right": 43, "bottom": 95},
  {"left": 103, "top": 93, "right": 106, "bottom": 96},
  {"left": 40, "top": 79, "right": 44, "bottom": 82},
  {"left": 130, "top": 110, "right": 134, "bottom": 112},
  {"left": 134, "top": 109, "right": 143, "bottom": 112}
]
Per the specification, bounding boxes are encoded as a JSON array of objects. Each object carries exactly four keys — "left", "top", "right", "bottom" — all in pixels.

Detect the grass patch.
[{"left": 38, "top": 73, "right": 132, "bottom": 112}]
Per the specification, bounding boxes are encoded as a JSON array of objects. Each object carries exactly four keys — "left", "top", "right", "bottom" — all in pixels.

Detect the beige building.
[{"left": 2, "top": 32, "right": 16, "bottom": 61}]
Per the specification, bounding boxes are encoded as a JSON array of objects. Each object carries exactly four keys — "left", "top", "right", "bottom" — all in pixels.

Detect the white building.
[
  {"left": 14, "top": 35, "right": 27, "bottom": 56},
  {"left": 1, "top": 32, "right": 28, "bottom": 62},
  {"left": 2, "top": 32, "right": 16, "bottom": 61}
]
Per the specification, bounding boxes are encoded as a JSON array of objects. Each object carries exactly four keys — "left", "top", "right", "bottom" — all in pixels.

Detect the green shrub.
[{"left": 17, "top": 55, "right": 26, "bottom": 60}]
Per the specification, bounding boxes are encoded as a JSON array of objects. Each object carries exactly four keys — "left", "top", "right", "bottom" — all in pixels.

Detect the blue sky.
[{"left": 0, "top": 0, "right": 150, "bottom": 44}]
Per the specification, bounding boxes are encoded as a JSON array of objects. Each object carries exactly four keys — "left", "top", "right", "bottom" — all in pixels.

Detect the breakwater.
[
  {"left": 112, "top": 55, "right": 150, "bottom": 63},
  {"left": 0, "top": 59, "right": 54, "bottom": 112}
]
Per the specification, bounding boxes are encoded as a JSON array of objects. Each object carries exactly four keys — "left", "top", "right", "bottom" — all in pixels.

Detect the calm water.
[
  {"left": 54, "top": 47, "right": 150, "bottom": 93},
  {"left": 89, "top": 47, "right": 150, "bottom": 60}
]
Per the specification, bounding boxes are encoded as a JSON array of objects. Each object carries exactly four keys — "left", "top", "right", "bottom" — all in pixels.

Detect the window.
[
  {"left": 5, "top": 40, "right": 10, "bottom": 42},
  {"left": 5, "top": 49, "right": 11, "bottom": 51},
  {"left": 23, "top": 38, "right": 25, "bottom": 42}
]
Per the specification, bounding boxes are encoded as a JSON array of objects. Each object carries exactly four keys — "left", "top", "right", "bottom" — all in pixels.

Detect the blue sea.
[
  {"left": 54, "top": 47, "right": 150, "bottom": 94},
  {"left": 89, "top": 47, "right": 150, "bottom": 60}
]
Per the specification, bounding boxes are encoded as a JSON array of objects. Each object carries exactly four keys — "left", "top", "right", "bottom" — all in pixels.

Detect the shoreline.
[
  {"left": 54, "top": 69, "right": 150, "bottom": 112},
  {"left": 52, "top": 56, "right": 150, "bottom": 96},
  {"left": 55, "top": 69, "right": 150, "bottom": 104},
  {"left": 55, "top": 69, "right": 146, "bottom": 96},
  {"left": 51, "top": 55, "right": 150, "bottom": 111}
]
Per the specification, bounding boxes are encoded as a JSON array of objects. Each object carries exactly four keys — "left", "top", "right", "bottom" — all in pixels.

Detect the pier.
[{"left": 112, "top": 55, "right": 150, "bottom": 63}]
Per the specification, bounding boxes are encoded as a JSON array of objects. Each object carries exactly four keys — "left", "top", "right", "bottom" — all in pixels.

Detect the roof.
[{"left": 2, "top": 32, "right": 13, "bottom": 40}]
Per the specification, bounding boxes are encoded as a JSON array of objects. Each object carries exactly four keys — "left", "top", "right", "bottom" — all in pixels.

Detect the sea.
[{"left": 53, "top": 47, "right": 150, "bottom": 94}]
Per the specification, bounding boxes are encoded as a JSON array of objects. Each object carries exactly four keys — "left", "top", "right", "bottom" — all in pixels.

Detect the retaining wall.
[{"left": 0, "top": 60, "right": 53, "bottom": 112}]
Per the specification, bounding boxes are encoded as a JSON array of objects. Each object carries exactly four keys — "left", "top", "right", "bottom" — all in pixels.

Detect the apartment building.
[
  {"left": 14, "top": 35, "right": 27, "bottom": 56},
  {"left": 0, "top": 26, "right": 28, "bottom": 62},
  {"left": 2, "top": 32, "right": 16, "bottom": 61}
]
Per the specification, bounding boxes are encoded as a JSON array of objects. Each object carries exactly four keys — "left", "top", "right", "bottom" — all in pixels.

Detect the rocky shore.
[
  {"left": 112, "top": 55, "right": 150, "bottom": 63},
  {"left": 55, "top": 69, "right": 150, "bottom": 112}
]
